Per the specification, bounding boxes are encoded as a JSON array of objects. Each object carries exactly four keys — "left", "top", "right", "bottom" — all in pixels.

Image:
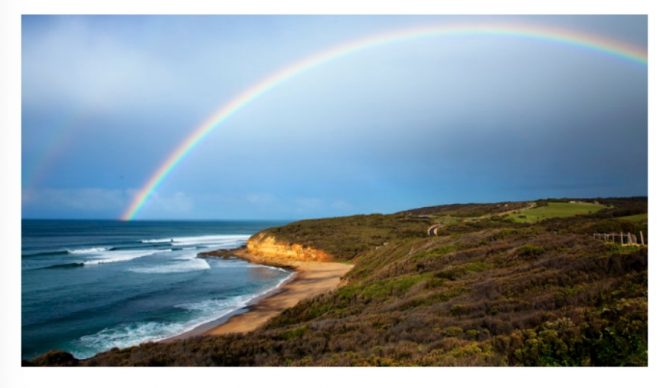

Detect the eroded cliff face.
[{"left": 246, "top": 232, "right": 332, "bottom": 263}]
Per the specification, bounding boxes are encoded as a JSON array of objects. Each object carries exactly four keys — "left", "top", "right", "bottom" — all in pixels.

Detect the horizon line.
[{"left": 25, "top": 194, "right": 648, "bottom": 222}]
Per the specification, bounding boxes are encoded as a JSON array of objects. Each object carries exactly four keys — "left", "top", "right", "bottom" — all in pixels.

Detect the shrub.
[{"left": 518, "top": 244, "right": 545, "bottom": 258}]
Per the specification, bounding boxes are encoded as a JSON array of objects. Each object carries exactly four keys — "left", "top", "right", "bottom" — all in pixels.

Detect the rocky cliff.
[{"left": 246, "top": 232, "right": 333, "bottom": 263}]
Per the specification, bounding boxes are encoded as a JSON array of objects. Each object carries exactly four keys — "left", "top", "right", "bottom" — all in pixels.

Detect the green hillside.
[
  {"left": 29, "top": 197, "right": 647, "bottom": 366},
  {"left": 506, "top": 201, "right": 607, "bottom": 223}
]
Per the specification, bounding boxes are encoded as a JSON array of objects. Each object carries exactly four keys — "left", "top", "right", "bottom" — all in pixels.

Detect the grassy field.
[
  {"left": 507, "top": 201, "right": 606, "bottom": 223},
  {"left": 618, "top": 213, "right": 648, "bottom": 224}
]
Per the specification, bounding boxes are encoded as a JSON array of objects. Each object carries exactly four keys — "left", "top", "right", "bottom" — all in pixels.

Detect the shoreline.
[{"left": 165, "top": 248, "right": 353, "bottom": 340}]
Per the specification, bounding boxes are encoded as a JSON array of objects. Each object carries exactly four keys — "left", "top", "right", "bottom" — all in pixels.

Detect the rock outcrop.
[{"left": 246, "top": 232, "right": 332, "bottom": 263}]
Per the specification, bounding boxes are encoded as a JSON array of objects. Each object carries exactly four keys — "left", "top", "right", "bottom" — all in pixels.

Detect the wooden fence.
[{"left": 593, "top": 231, "right": 646, "bottom": 246}]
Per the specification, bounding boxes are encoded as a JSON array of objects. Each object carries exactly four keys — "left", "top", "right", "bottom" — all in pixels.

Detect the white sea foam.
[
  {"left": 171, "top": 234, "right": 250, "bottom": 247},
  {"left": 140, "top": 238, "right": 172, "bottom": 243},
  {"left": 129, "top": 258, "right": 211, "bottom": 274},
  {"left": 75, "top": 321, "right": 185, "bottom": 359},
  {"left": 67, "top": 247, "right": 110, "bottom": 255},
  {"left": 83, "top": 249, "right": 166, "bottom": 265},
  {"left": 254, "top": 263, "right": 291, "bottom": 273},
  {"left": 171, "top": 251, "right": 199, "bottom": 260},
  {"left": 175, "top": 273, "right": 294, "bottom": 327},
  {"left": 71, "top": 271, "right": 294, "bottom": 359},
  {"left": 141, "top": 234, "right": 251, "bottom": 248},
  {"left": 176, "top": 295, "right": 249, "bottom": 314},
  {"left": 213, "top": 260, "right": 291, "bottom": 273}
]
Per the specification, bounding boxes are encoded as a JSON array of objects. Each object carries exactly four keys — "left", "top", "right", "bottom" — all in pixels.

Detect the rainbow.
[{"left": 120, "top": 22, "right": 647, "bottom": 220}]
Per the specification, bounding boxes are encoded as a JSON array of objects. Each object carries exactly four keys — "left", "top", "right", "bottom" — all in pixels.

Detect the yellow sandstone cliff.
[{"left": 246, "top": 232, "right": 332, "bottom": 263}]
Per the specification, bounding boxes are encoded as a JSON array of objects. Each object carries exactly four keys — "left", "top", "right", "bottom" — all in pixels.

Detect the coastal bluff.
[
  {"left": 201, "top": 231, "right": 335, "bottom": 267},
  {"left": 246, "top": 232, "right": 333, "bottom": 263}
]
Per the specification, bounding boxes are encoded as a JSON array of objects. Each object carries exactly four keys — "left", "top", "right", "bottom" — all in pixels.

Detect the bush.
[{"left": 517, "top": 244, "right": 545, "bottom": 258}]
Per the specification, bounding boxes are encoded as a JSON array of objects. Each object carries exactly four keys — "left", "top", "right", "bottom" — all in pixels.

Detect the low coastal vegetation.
[
  {"left": 506, "top": 201, "right": 607, "bottom": 223},
  {"left": 28, "top": 197, "right": 647, "bottom": 366}
]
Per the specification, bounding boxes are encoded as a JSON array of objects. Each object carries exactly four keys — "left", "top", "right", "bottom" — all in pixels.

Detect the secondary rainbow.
[{"left": 120, "top": 22, "right": 647, "bottom": 220}]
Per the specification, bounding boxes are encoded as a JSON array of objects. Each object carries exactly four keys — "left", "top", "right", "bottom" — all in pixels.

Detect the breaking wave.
[
  {"left": 83, "top": 249, "right": 166, "bottom": 265},
  {"left": 140, "top": 234, "right": 250, "bottom": 248},
  {"left": 71, "top": 273, "right": 292, "bottom": 359},
  {"left": 129, "top": 258, "right": 211, "bottom": 274},
  {"left": 68, "top": 247, "right": 110, "bottom": 255}
]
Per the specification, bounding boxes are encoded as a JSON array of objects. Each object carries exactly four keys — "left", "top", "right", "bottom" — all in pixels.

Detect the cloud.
[
  {"left": 22, "top": 187, "right": 194, "bottom": 219},
  {"left": 330, "top": 199, "right": 354, "bottom": 211},
  {"left": 294, "top": 197, "right": 324, "bottom": 213},
  {"left": 127, "top": 191, "right": 194, "bottom": 218},
  {"left": 22, "top": 18, "right": 176, "bottom": 114},
  {"left": 23, "top": 187, "right": 129, "bottom": 211},
  {"left": 22, "top": 187, "right": 132, "bottom": 218},
  {"left": 245, "top": 193, "right": 277, "bottom": 205}
]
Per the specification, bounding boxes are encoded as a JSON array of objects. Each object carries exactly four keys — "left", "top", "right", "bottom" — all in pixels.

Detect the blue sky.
[{"left": 21, "top": 15, "right": 647, "bottom": 220}]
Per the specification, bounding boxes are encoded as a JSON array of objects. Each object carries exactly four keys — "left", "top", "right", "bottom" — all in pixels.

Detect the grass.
[
  {"left": 617, "top": 213, "right": 647, "bottom": 224},
  {"left": 433, "top": 215, "right": 463, "bottom": 226},
  {"left": 412, "top": 244, "right": 459, "bottom": 260},
  {"left": 507, "top": 201, "right": 606, "bottom": 223},
  {"left": 607, "top": 243, "right": 646, "bottom": 254},
  {"left": 340, "top": 273, "right": 432, "bottom": 300},
  {"left": 256, "top": 213, "right": 429, "bottom": 260}
]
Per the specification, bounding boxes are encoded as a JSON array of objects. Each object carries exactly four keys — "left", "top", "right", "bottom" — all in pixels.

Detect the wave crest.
[
  {"left": 140, "top": 234, "right": 250, "bottom": 248},
  {"left": 128, "top": 258, "right": 211, "bottom": 274},
  {"left": 67, "top": 247, "right": 110, "bottom": 255},
  {"left": 84, "top": 249, "right": 166, "bottom": 265}
]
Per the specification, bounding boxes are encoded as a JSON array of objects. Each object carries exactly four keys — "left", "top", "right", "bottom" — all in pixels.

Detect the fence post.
[{"left": 640, "top": 231, "right": 645, "bottom": 246}]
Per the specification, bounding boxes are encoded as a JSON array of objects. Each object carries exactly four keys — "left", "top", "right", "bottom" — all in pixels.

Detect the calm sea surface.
[{"left": 22, "top": 219, "right": 290, "bottom": 360}]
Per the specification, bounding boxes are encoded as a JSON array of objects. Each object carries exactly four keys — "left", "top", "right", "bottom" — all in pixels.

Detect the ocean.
[{"left": 21, "top": 219, "right": 291, "bottom": 360}]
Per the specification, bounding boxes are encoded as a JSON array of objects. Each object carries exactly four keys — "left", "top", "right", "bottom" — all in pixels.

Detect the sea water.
[{"left": 21, "top": 220, "right": 290, "bottom": 360}]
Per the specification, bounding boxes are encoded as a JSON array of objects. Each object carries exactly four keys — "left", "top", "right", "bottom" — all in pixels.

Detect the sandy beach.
[{"left": 169, "top": 249, "right": 353, "bottom": 339}]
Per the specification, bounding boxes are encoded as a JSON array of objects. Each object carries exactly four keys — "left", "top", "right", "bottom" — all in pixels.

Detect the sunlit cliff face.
[{"left": 247, "top": 233, "right": 333, "bottom": 262}]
